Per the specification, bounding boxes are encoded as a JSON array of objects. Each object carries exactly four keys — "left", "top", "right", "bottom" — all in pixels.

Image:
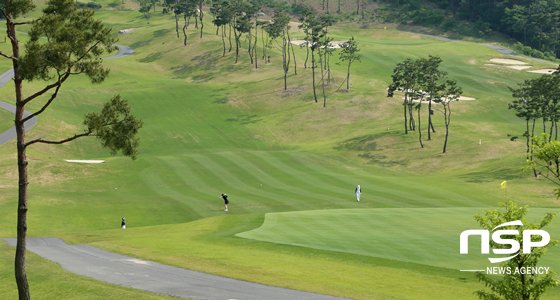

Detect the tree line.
[
  {"left": 509, "top": 66, "right": 560, "bottom": 177},
  {"left": 388, "top": 55, "right": 463, "bottom": 153},
  {"left": 153, "top": 1, "right": 362, "bottom": 107}
]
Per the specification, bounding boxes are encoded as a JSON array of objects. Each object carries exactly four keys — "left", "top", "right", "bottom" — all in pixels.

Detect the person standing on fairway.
[
  {"left": 221, "top": 194, "right": 229, "bottom": 211},
  {"left": 355, "top": 185, "right": 362, "bottom": 202},
  {"left": 121, "top": 217, "right": 126, "bottom": 229}
]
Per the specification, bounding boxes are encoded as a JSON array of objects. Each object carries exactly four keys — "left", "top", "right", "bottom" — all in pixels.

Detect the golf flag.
[{"left": 501, "top": 180, "right": 507, "bottom": 189}]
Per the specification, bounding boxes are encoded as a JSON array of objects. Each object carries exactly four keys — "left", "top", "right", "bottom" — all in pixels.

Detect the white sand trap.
[
  {"left": 290, "top": 39, "right": 347, "bottom": 49},
  {"left": 527, "top": 68, "right": 556, "bottom": 74},
  {"left": 411, "top": 96, "right": 474, "bottom": 102},
  {"left": 392, "top": 89, "right": 475, "bottom": 101},
  {"left": 65, "top": 160, "right": 105, "bottom": 163},
  {"left": 490, "top": 58, "right": 528, "bottom": 65},
  {"left": 507, "top": 65, "right": 532, "bottom": 70}
]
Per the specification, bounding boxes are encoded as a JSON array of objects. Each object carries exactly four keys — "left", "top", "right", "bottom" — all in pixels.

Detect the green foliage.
[
  {"left": 474, "top": 201, "right": 559, "bottom": 300},
  {"left": 0, "top": 0, "right": 36, "bottom": 19},
  {"left": 527, "top": 133, "right": 560, "bottom": 198},
  {"left": 84, "top": 95, "right": 144, "bottom": 160},
  {"left": 19, "top": 0, "right": 116, "bottom": 83},
  {"left": 511, "top": 42, "right": 558, "bottom": 62},
  {"left": 139, "top": 3, "right": 152, "bottom": 23}
]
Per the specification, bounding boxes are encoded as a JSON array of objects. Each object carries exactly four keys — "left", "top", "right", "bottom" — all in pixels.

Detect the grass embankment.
[{"left": 0, "top": 4, "right": 559, "bottom": 299}]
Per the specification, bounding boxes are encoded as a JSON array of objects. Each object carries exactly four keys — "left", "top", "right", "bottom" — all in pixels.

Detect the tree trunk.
[
  {"left": 319, "top": 47, "right": 327, "bottom": 107},
  {"left": 283, "top": 34, "right": 288, "bottom": 90},
  {"left": 221, "top": 26, "right": 226, "bottom": 56},
  {"left": 428, "top": 99, "right": 435, "bottom": 139},
  {"left": 183, "top": 16, "right": 189, "bottom": 46},
  {"left": 287, "top": 31, "right": 296, "bottom": 75},
  {"left": 346, "top": 62, "right": 351, "bottom": 89},
  {"left": 526, "top": 118, "right": 530, "bottom": 153},
  {"left": 228, "top": 23, "right": 232, "bottom": 52},
  {"left": 234, "top": 29, "right": 240, "bottom": 63},
  {"left": 254, "top": 25, "right": 258, "bottom": 69},
  {"left": 409, "top": 101, "right": 415, "bottom": 131},
  {"left": 175, "top": 13, "right": 180, "bottom": 38},
  {"left": 550, "top": 120, "right": 554, "bottom": 142},
  {"left": 443, "top": 103, "right": 450, "bottom": 153},
  {"left": 531, "top": 117, "right": 537, "bottom": 177},
  {"left": 304, "top": 33, "right": 309, "bottom": 68},
  {"left": 312, "top": 49, "right": 317, "bottom": 102},
  {"left": 417, "top": 104, "right": 424, "bottom": 148},
  {"left": 199, "top": 10, "right": 204, "bottom": 39},
  {"left": 8, "top": 15, "right": 31, "bottom": 300},
  {"left": 404, "top": 94, "right": 408, "bottom": 134},
  {"left": 248, "top": 30, "right": 254, "bottom": 64},
  {"left": 261, "top": 27, "right": 266, "bottom": 63}
]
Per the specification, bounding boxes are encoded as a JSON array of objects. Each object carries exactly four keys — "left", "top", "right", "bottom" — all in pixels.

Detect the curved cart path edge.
[
  {"left": 1, "top": 237, "right": 351, "bottom": 300},
  {"left": 0, "top": 45, "right": 135, "bottom": 146}
]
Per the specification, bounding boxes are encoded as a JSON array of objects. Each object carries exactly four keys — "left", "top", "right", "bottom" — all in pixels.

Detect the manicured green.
[
  {"left": 237, "top": 207, "right": 560, "bottom": 271},
  {"left": 1, "top": 2, "right": 560, "bottom": 299}
]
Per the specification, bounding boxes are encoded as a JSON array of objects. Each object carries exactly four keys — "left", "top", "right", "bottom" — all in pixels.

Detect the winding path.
[
  {"left": 1, "top": 237, "right": 349, "bottom": 300},
  {"left": 0, "top": 45, "right": 135, "bottom": 146}
]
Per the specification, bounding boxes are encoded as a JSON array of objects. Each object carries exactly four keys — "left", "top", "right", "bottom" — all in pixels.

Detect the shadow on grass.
[
  {"left": 459, "top": 168, "right": 525, "bottom": 183},
  {"left": 130, "top": 39, "right": 153, "bottom": 49},
  {"left": 225, "top": 114, "right": 261, "bottom": 124},
  {"left": 153, "top": 28, "right": 172, "bottom": 38},
  {"left": 138, "top": 51, "right": 164, "bottom": 63},
  {"left": 335, "top": 133, "right": 409, "bottom": 167}
]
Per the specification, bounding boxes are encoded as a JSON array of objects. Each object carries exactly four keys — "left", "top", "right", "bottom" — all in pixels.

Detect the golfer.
[
  {"left": 121, "top": 217, "right": 126, "bottom": 229},
  {"left": 355, "top": 185, "right": 362, "bottom": 202},
  {"left": 221, "top": 193, "right": 229, "bottom": 211}
]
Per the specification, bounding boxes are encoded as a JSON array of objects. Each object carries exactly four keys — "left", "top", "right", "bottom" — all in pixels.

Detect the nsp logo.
[{"left": 460, "top": 220, "right": 550, "bottom": 263}]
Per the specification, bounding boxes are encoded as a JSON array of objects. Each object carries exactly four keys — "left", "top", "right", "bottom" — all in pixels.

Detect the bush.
[{"left": 76, "top": 1, "right": 102, "bottom": 9}]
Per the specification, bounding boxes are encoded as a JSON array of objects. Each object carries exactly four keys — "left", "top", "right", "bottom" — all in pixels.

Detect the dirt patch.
[
  {"left": 489, "top": 58, "right": 527, "bottom": 65},
  {"left": 339, "top": 89, "right": 356, "bottom": 93}
]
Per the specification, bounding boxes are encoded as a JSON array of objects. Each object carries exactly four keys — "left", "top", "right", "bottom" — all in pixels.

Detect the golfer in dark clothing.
[
  {"left": 221, "top": 194, "right": 229, "bottom": 211},
  {"left": 121, "top": 217, "right": 126, "bottom": 229}
]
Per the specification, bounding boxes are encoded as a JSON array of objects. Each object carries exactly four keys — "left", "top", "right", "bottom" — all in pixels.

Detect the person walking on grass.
[
  {"left": 355, "top": 185, "right": 362, "bottom": 202},
  {"left": 121, "top": 217, "right": 126, "bottom": 229},
  {"left": 221, "top": 193, "right": 229, "bottom": 211}
]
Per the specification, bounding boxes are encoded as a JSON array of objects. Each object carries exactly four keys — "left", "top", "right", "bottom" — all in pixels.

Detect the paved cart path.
[
  {"left": 0, "top": 45, "right": 134, "bottom": 146},
  {"left": 1, "top": 237, "right": 350, "bottom": 300}
]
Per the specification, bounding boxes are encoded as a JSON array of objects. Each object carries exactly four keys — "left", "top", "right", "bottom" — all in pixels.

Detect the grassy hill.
[{"left": 1, "top": 3, "right": 560, "bottom": 299}]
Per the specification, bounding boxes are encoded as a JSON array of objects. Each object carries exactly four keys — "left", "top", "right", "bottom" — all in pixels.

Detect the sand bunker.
[
  {"left": 65, "top": 160, "right": 105, "bottom": 163},
  {"left": 490, "top": 58, "right": 528, "bottom": 65},
  {"left": 290, "top": 39, "right": 347, "bottom": 49},
  {"left": 410, "top": 96, "right": 475, "bottom": 102},
  {"left": 392, "top": 88, "right": 475, "bottom": 101},
  {"left": 527, "top": 68, "right": 556, "bottom": 74},
  {"left": 507, "top": 65, "right": 532, "bottom": 70}
]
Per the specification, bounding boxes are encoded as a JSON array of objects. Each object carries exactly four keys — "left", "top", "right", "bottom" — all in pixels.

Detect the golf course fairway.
[{"left": 1, "top": 2, "right": 560, "bottom": 299}]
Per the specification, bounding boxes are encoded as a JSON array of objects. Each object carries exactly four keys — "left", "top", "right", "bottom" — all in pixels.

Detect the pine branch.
[
  {"left": 25, "top": 130, "right": 96, "bottom": 147},
  {"left": 0, "top": 50, "right": 16, "bottom": 60}
]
